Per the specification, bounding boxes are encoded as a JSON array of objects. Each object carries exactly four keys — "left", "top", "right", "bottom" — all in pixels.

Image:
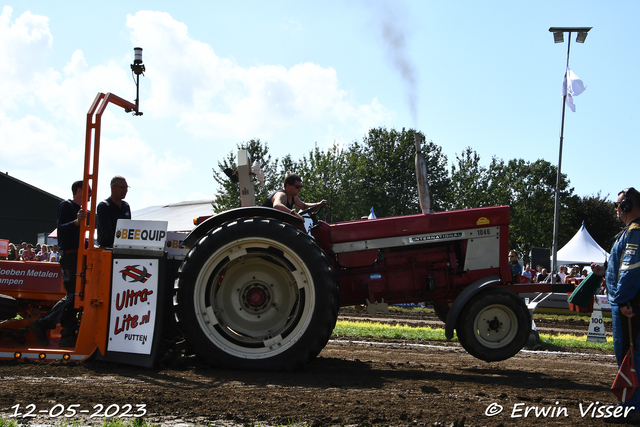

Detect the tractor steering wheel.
[
  {"left": 298, "top": 201, "right": 328, "bottom": 229},
  {"left": 298, "top": 200, "right": 327, "bottom": 217}
]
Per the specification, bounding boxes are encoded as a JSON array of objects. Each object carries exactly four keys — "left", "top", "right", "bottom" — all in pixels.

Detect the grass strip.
[
  {"left": 537, "top": 332, "right": 613, "bottom": 351},
  {"left": 332, "top": 320, "right": 614, "bottom": 351},
  {"left": 333, "top": 320, "right": 453, "bottom": 341}
]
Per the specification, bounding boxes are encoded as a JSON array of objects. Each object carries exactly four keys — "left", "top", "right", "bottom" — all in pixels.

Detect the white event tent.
[
  {"left": 132, "top": 200, "right": 216, "bottom": 232},
  {"left": 555, "top": 221, "right": 609, "bottom": 266},
  {"left": 47, "top": 200, "right": 216, "bottom": 240}
]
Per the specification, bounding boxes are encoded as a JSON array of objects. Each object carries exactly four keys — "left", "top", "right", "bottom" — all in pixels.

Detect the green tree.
[
  {"left": 448, "top": 148, "right": 510, "bottom": 209},
  {"left": 448, "top": 149, "right": 579, "bottom": 263},
  {"left": 572, "top": 192, "right": 622, "bottom": 252},
  {"left": 422, "top": 140, "right": 453, "bottom": 212},
  {"left": 212, "top": 128, "right": 452, "bottom": 221},
  {"left": 212, "top": 139, "right": 282, "bottom": 212},
  {"left": 449, "top": 147, "right": 487, "bottom": 209},
  {"left": 446, "top": 148, "right": 511, "bottom": 211},
  {"left": 296, "top": 143, "right": 363, "bottom": 222},
  {"left": 355, "top": 127, "right": 451, "bottom": 218},
  {"left": 500, "top": 158, "right": 579, "bottom": 263}
]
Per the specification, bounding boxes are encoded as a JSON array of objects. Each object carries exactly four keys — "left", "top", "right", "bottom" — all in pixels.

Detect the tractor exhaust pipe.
[{"left": 414, "top": 133, "right": 431, "bottom": 214}]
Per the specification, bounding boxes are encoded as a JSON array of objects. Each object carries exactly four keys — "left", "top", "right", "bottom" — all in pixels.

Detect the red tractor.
[
  {"left": 0, "top": 50, "right": 562, "bottom": 369},
  {"left": 173, "top": 200, "right": 542, "bottom": 370}
]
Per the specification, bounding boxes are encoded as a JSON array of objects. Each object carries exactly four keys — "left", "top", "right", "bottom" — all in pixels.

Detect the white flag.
[
  {"left": 562, "top": 68, "right": 587, "bottom": 112},
  {"left": 368, "top": 206, "right": 377, "bottom": 219}
]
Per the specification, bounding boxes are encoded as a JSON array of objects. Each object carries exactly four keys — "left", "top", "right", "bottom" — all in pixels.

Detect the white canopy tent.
[
  {"left": 555, "top": 221, "right": 609, "bottom": 266},
  {"left": 132, "top": 200, "right": 216, "bottom": 232},
  {"left": 47, "top": 200, "right": 216, "bottom": 239}
]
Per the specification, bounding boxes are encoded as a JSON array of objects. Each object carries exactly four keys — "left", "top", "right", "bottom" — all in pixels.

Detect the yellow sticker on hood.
[{"left": 477, "top": 217, "right": 490, "bottom": 225}]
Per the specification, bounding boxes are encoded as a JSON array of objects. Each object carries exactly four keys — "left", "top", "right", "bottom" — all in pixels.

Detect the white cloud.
[
  {"left": 0, "top": 113, "right": 76, "bottom": 168},
  {"left": 126, "top": 11, "right": 233, "bottom": 117},
  {"left": 0, "top": 6, "right": 52, "bottom": 78},
  {"left": 0, "top": 8, "right": 393, "bottom": 208},
  {"left": 281, "top": 16, "right": 303, "bottom": 35},
  {"left": 0, "top": 8, "right": 193, "bottom": 204},
  {"left": 0, "top": 8, "right": 129, "bottom": 124},
  {"left": 125, "top": 10, "right": 392, "bottom": 142},
  {"left": 63, "top": 49, "right": 87, "bottom": 76},
  {"left": 0, "top": 6, "right": 53, "bottom": 109},
  {"left": 36, "top": 54, "right": 134, "bottom": 126},
  {"left": 96, "top": 128, "right": 193, "bottom": 207}
]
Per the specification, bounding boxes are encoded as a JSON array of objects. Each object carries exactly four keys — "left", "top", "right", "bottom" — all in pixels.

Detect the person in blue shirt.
[
  {"left": 508, "top": 250, "right": 523, "bottom": 280},
  {"left": 592, "top": 187, "right": 640, "bottom": 420}
]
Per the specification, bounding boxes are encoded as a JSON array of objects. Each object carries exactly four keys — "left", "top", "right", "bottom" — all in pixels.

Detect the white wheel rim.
[
  {"left": 472, "top": 304, "right": 518, "bottom": 349},
  {"left": 192, "top": 236, "right": 315, "bottom": 359}
]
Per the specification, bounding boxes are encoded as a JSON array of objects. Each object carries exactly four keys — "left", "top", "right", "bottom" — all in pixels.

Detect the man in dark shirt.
[
  {"left": 262, "top": 173, "right": 326, "bottom": 220},
  {"left": 30, "top": 180, "right": 87, "bottom": 347},
  {"left": 97, "top": 175, "right": 132, "bottom": 248}
]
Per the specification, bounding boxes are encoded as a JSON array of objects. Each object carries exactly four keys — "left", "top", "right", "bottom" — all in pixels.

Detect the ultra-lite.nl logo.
[{"left": 119, "top": 265, "right": 152, "bottom": 283}]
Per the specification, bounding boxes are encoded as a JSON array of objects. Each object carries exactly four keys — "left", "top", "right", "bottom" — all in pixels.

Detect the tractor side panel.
[{"left": 322, "top": 206, "right": 512, "bottom": 307}]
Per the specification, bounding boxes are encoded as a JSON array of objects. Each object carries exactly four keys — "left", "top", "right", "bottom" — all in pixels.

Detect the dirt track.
[{"left": 0, "top": 310, "right": 622, "bottom": 427}]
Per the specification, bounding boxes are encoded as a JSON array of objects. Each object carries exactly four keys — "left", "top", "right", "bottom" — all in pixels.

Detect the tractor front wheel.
[{"left": 456, "top": 288, "right": 530, "bottom": 362}]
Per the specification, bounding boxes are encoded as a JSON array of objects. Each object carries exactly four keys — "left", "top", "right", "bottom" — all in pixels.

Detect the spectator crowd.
[
  {"left": 509, "top": 250, "right": 589, "bottom": 284},
  {"left": 2, "top": 242, "right": 60, "bottom": 262},
  {"left": 524, "top": 264, "right": 588, "bottom": 284}
]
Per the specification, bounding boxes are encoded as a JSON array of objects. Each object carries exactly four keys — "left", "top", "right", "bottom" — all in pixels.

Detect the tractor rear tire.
[
  {"left": 456, "top": 288, "right": 530, "bottom": 362},
  {"left": 0, "top": 294, "right": 19, "bottom": 321},
  {"left": 174, "top": 217, "right": 339, "bottom": 371}
]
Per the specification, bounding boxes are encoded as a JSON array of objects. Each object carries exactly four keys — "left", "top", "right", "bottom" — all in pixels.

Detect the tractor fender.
[
  {"left": 183, "top": 206, "right": 304, "bottom": 249},
  {"left": 444, "top": 276, "right": 505, "bottom": 340}
]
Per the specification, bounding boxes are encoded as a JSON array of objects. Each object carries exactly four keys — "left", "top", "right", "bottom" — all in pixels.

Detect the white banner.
[
  {"left": 165, "top": 231, "right": 189, "bottom": 259},
  {"left": 114, "top": 220, "right": 168, "bottom": 253},
  {"left": 595, "top": 295, "right": 611, "bottom": 310},
  {"left": 107, "top": 258, "right": 159, "bottom": 354}
]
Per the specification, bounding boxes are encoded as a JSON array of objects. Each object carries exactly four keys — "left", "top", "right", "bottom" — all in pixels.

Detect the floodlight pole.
[
  {"left": 551, "top": 34, "right": 571, "bottom": 286},
  {"left": 549, "top": 27, "right": 591, "bottom": 285}
]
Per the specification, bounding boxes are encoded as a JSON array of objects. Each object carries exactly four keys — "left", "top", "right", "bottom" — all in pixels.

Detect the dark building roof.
[{"left": 0, "top": 172, "right": 63, "bottom": 244}]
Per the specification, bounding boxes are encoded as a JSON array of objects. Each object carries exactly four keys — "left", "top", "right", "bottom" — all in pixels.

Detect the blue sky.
[{"left": 1, "top": 1, "right": 638, "bottom": 213}]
